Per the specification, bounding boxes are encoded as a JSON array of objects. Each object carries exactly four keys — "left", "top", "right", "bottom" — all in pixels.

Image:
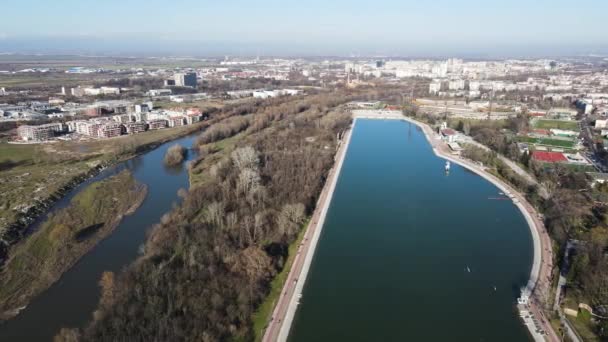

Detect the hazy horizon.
[{"left": 2, "top": 0, "right": 608, "bottom": 57}]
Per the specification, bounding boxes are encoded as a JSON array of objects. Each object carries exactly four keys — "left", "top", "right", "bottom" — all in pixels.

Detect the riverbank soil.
[{"left": 0, "top": 170, "right": 147, "bottom": 320}]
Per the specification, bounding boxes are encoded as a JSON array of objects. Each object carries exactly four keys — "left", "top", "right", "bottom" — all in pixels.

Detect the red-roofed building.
[
  {"left": 532, "top": 151, "right": 568, "bottom": 163},
  {"left": 440, "top": 128, "right": 457, "bottom": 143},
  {"left": 186, "top": 108, "right": 202, "bottom": 116},
  {"left": 441, "top": 128, "right": 456, "bottom": 136}
]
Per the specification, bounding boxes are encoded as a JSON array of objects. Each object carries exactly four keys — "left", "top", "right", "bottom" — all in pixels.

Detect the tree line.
[{"left": 54, "top": 88, "right": 363, "bottom": 341}]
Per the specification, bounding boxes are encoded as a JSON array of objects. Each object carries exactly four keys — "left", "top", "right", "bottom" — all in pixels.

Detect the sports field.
[
  {"left": 533, "top": 119, "right": 579, "bottom": 131},
  {"left": 518, "top": 136, "right": 576, "bottom": 148}
]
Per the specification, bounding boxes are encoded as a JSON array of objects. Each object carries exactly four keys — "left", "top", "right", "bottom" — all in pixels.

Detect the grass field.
[
  {"left": 563, "top": 164, "right": 597, "bottom": 172},
  {"left": 533, "top": 119, "right": 580, "bottom": 131},
  {"left": 518, "top": 136, "right": 576, "bottom": 148},
  {"left": 0, "top": 73, "right": 112, "bottom": 88},
  {"left": 0, "top": 143, "right": 93, "bottom": 232},
  {"left": 0, "top": 143, "right": 39, "bottom": 163},
  {"left": 569, "top": 309, "right": 600, "bottom": 342},
  {"left": 0, "top": 54, "right": 211, "bottom": 75},
  {"left": 155, "top": 99, "right": 225, "bottom": 111}
]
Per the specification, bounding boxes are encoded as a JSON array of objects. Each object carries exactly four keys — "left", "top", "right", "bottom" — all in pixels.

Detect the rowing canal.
[
  {"left": 288, "top": 119, "right": 533, "bottom": 341},
  {"left": 0, "top": 134, "right": 198, "bottom": 341}
]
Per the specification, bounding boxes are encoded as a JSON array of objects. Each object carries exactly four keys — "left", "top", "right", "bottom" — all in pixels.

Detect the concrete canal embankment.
[
  {"left": 354, "top": 110, "right": 546, "bottom": 304},
  {"left": 263, "top": 122, "right": 355, "bottom": 342},
  {"left": 293, "top": 118, "right": 536, "bottom": 341},
  {"left": 270, "top": 115, "right": 549, "bottom": 341},
  {"left": 389, "top": 112, "right": 555, "bottom": 342}
]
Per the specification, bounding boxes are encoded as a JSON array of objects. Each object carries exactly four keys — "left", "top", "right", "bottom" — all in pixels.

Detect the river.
[
  {"left": 0, "top": 134, "right": 198, "bottom": 341},
  {"left": 288, "top": 119, "right": 534, "bottom": 341}
]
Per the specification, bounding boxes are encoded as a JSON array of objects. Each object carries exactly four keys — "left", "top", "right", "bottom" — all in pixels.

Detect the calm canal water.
[
  {"left": 0, "top": 134, "right": 197, "bottom": 341},
  {"left": 288, "top": 119, "right": 533, "bottom": 342}
]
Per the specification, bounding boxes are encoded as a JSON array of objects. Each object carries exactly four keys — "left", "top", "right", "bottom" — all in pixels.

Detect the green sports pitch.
[
  {"left": 532, "top": 119, "right": 580, "bottom": 131},
  {"left": 517, "top": 136, "right": 576, "bottom": 148}
]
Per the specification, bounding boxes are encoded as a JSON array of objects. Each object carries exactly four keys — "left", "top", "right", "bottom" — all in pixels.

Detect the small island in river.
[{"left": 0, "top": 170, "right": 147, "bottom": 320}]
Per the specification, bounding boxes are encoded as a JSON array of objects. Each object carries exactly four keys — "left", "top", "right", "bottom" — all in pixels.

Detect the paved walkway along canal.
[
  {"left": 263, "top": 124, "right": 353, "bottom": 342},
  {"left": 283, "top": 119, "right": 538, "bottom": 341}
]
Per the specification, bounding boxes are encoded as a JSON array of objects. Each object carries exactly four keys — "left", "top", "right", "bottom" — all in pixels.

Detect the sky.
[{"left": 1, "top": 0, "right": 607, "bottom": 57}]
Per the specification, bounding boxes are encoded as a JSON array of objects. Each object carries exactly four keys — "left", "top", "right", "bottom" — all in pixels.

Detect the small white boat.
[
  {"left": 466, "top": 266, "right": 471, "bottom": 273},
  {"left": 445, "top": 161, "right": 451, "bottom": 172}
]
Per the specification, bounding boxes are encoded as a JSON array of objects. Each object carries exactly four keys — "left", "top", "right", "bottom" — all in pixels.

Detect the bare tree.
[
  {"left": 231, "top": 146, "right": 259, "bottom": 170},
  {"left": 206, "top": 201, "right": 225, "bottom": 229},
  {"left": 276, "top": 203, "right": 306, "bottom": 239},
  {"left": 237, "top": 168, "right": 262, "bottom": 199},
  {"left": 54, "top": 328, "right": 81, "bottom": 342}
]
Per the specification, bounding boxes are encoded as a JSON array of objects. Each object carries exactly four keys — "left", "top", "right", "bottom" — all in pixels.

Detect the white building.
[
  {"left": 174, "top": 72, "right": 197, "bottom": 88},
  {"left": 253, "top": 90, "right": 279, "bottom": 99},
  {"left": 449, "top": 79, "right": 466, "bottom": 91},
  {"left": 227, "top": 90, "right": 255, "bottom": 98},
  {"left": 468, "top": 90, "right": 481, "bottom": 98},
  {"left": 49, "top": 97, "right": 65, "bottom": 105},
  {"left": 469, "top": 81, "right": 481, "bottom": 91},
  {"left": 595, "top": 119, "right": 608, "bottom": 129},
  {"left": 146, "top": 89, "right": 172, "bottom": 96},
  {"left": 429, "top": 81, "right": 442, "bottom": 94},
  {"left": 17, "top": 123, "right": 64, "bottom": 141},
  {"left": 72, "top": 86, "right": 120, "bottom": 97},
  {"left": 134, "top": 104, "right": 151, "bottom": 113},
  {"left": 253, "top": 89, "right": 301, "bottom": 99}
]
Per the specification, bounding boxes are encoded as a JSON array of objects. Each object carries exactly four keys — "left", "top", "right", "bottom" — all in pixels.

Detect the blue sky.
[{"left": 1, "top": 0, "right": 607, "bottom": 56}]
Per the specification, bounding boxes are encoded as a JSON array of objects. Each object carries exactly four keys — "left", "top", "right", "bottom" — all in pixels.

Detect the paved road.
[
  {"left": 463, "top": 137, "right": 549, "bottom": 198},
  {"left": 581, "top": 115, "right": 608, "bottom": 172},
  {"left": 553, "top": 241, "right": 582, "bottom": 342},
  {"left": 554, "top": 241, "right": 575, "bottom": 311}
]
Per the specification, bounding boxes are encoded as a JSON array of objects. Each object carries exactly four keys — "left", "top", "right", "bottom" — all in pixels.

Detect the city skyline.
[{"left": 1, "top": 0, "right": 608, "bottom": 57}]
